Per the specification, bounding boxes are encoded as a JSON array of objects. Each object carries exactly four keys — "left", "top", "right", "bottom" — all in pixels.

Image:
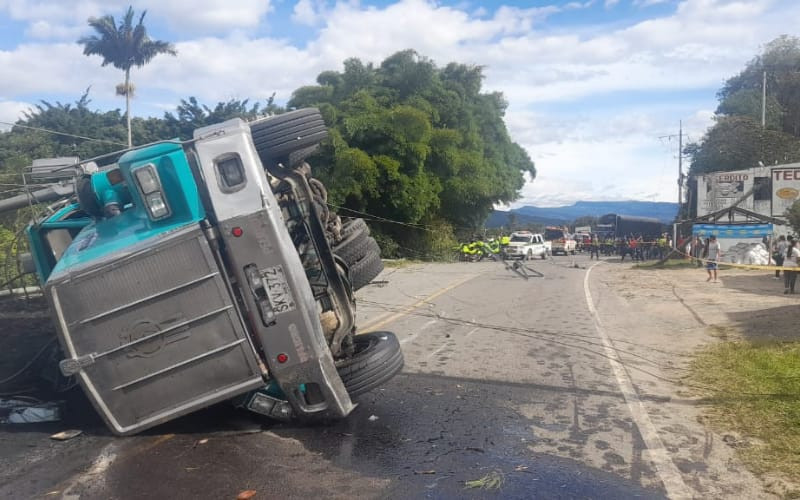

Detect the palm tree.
[{"left": 79, "top": 6, "right": 176, "bottom": 147}]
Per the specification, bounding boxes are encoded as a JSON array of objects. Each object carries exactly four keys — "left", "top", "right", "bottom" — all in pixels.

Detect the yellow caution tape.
[{"left": 673, "top": 248, "right": 796, "bottom": 272}]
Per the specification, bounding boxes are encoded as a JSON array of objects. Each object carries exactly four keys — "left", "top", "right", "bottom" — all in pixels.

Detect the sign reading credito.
[{"left": 772, "top": 167, "right": 800, "bottom": 216}]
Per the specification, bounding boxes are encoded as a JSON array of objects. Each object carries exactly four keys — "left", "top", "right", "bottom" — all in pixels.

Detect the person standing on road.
[
  {"left": 774, "top": 235, "right": 787, "bottom": 279},
  {"left": 690, "top": 236, "right": 704, "bottom": 267},
  {"left": 784, "top": 239, "right": 800, "bottom": 294},
  {"left": 705, "top": 235, "right": 722, "bottom": 283},
  {"left": 590, "top": 233, "right": 600, "bottom": 260}
]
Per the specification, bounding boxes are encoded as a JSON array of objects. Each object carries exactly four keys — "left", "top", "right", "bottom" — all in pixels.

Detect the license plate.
[{"left": 261, "top": 265, "right": 296, "bottom": 315}]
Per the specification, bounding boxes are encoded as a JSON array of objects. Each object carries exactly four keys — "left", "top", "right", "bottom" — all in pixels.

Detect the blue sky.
[{"left": 0, "top": 0, "right": 798, "bottom": 206}]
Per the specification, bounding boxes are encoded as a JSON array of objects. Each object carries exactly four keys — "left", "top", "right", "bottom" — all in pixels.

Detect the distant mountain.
[{"left": 486, "top": 201, "right": 678, "bottom": 228}]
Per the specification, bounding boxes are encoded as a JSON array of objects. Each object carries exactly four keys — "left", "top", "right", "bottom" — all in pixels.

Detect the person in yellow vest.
[
  {"left": 499, "top": 235, "right": 511, "bottom": 260},
  {"left": 657, "top": 233, "right": 668, "bottom": 259}
]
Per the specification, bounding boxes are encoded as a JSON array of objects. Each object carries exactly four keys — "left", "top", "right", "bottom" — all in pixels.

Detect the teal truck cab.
[{"left": 18, "top": 109, "right": 401, "bottom": 435}]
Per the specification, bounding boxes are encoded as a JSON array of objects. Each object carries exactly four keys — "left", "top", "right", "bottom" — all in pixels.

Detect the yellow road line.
[{"left": 359, "top": 274, "right": 479, "bottom": 333}]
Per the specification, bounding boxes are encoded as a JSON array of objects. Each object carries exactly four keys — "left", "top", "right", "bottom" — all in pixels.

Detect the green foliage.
[
  {"left": 687, "top": 115, "right": 800, "bottom": 175},
  {"left": 786, "top": 199, "right": 800, "bottom": 235},
  {"left": 689, "top": 36, "right": 800, "bottom": 175},
  {"left": 162, "top": 95, "right": 283, "bottom": 140},
  {"left": 78, "top": 7, "right": 177, "bottom": 72},
  {"left": 289, "top": 49, "right": 534, "bottom": 255},
  {"left": 0, "top": 50, "right": 534, "bottom": 261}
]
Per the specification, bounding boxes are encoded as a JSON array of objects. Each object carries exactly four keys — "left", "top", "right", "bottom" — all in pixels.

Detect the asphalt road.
[{"left": 1, "top": 255, "right": 744, "bottom": 499}]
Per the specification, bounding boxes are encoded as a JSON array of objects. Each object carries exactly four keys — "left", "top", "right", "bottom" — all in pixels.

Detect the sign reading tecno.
[{"left": 771, "top": 167, "right": 800, "bottom": 216}]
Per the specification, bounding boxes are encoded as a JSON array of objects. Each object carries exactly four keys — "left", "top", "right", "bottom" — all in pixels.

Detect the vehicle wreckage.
[{"left": 0, "top": 108, "right": 403, "bottom": 435}]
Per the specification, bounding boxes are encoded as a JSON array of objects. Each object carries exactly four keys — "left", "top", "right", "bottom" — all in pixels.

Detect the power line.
[{"left": 0, "top": 121, "right": 127, "bottom": 147}]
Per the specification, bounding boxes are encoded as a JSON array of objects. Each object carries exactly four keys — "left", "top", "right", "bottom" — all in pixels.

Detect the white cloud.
[
  {"left": 0, "top": 99, "right": 32, "bottom": 131},
  {"left": 0, "top": 0, "right": 273, "bottom": 38},
  {"left": 292, "top": 0, "right": 325, "bottom": 26}
]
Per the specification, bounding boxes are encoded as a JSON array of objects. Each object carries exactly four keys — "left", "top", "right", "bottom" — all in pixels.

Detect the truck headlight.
[
  {"left": 145, "top": 192, "right": 169, "bottom": 219},
  {"left": 133, "top": 164, "right": 171, "bottom": 220}
]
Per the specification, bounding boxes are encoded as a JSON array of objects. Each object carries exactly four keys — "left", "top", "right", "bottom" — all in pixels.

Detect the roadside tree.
[{"left": 78, "top": 6, "right": 176, "bottom": 148}]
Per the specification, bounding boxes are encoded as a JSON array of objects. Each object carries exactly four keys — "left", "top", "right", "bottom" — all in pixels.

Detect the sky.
[{"left": 0, "top": 0, "right": 798, "bottom": 208}]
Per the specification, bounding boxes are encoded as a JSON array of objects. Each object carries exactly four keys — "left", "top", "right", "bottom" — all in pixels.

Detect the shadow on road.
[
  {"left": 726, "top": 303, "right": 800, "bottom": 342},
  {"left": 720, "top": 272, "right": 791, "bottom": 299}
]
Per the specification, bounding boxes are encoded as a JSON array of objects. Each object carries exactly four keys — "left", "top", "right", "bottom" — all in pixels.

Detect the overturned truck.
[{"left": 7, "top": 109, "right": 403, "bottom": 435}]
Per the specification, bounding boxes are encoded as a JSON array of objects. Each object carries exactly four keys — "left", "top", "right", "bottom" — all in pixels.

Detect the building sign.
[
  {"left": 692, "top": 224, "right": 773, "bottom": 238},
  {"left": 772, "top": 167, "right": 800, "bottom": 216},
  {"left": 697, "top": 171, "right": 753, "bottom": 215}
]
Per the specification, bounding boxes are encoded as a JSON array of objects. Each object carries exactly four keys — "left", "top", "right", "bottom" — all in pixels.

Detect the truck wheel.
[
  {"left": 250, "top": 108, "right": 328, "bottom": 166},
  {"left": 336, "top": 331, "right": 403, "bottom": 397},
  {"left": 337, "top": 233, "right": 378, "bottom": 268},
  {"left": 349, "top": 250, "right": 383, "bottom": 291},
  {"left": 339, "top": 218, "right": 369, "bottom": 240}
]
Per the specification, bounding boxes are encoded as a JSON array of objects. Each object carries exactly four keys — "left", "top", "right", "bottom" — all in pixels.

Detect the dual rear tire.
[{"left": 249, "top": 109, "right": 384, "bottom": 291}]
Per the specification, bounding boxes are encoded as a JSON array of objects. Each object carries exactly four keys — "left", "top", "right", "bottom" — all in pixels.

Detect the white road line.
[
  {"left": 426, "top": 325, "right": 479, "bottom": 360},
  {"left": 400, "top": 318, "right": 439, "bottom": 345},
  {"left": 584, "top": 262, "right": 693, "bottom": 499}
]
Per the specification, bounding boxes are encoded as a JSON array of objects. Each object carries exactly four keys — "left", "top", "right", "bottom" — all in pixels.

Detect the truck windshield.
[{"left": 511, "top": 235, "right": 532, "bottom": 243}]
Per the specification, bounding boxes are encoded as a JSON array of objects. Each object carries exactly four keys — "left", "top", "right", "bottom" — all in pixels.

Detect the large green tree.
[
  {"left": 688, "top": 36, "right": 800, "bottom": 175},
  {"left": 288, "top": 50, "right": 535, "bottom": 251},
  {"left": 78, "top": 6, "right": 176, "bottom": 148}
]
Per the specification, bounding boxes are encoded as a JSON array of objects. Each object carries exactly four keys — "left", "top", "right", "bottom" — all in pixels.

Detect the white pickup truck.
[{"left": 505, "top": 231, "right": 549, "bottom": 260}]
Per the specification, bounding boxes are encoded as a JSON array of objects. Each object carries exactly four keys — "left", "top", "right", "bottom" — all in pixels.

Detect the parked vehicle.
[
  {"left": 505, "top": 231, "right": 549, "bottom": 260},
  {"left": 597, "top": 213, "right": 664, "bottom": 240},
  {"left": 544, "top": 227, "right": 576, "bottom": 255},
  {"left": 574, "top": 232, "right": 591, "bottom": 251},
  {"left": 8, "top": 108, "right": 403, "bottom": 436}
]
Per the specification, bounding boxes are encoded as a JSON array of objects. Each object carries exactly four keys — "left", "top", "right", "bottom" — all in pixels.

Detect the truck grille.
[{"left": 47, "top": 225, "right": 263, "bottom": 435}]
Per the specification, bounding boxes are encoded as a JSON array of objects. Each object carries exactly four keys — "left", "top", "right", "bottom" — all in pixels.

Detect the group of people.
[
  {"left": 616, "top": 234, "right": 672, "bottom": 262},
  {"left": 685, "top": 233, "right": 800, "bottom": 290},
  {"left": 772, "top": 235, "right": 800, "bottom": 294}
]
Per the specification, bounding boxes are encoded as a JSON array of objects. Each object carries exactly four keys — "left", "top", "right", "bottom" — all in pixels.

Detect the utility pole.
[
  {"left": 659, "top": 123, "right": 686, "bottom": 208},
  {"left": 678, "top": 120, "right": 683, "bottom": 208},
  {"left": 659, "top": 123, "right": 687, "bottom": 249}
]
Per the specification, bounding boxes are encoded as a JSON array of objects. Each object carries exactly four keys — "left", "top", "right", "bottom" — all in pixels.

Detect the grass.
[{"left": 691, "top": 340, "right": 800, "bottom": 494}]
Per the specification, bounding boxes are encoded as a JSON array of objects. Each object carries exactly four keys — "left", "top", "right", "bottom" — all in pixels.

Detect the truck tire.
[
  {"left": 339, "top": 218, "right": 369, "bottom": 241},
  {"left": 250, "top": 108, "right": 328, "bottom": 165},
  {"left": 336, "top": 331, "right": 403, "bottom": 397},
  {"left": 349, "top": 250, "right": 383, "bottom": 291},
  {"left": 335, "top": 230, "right": 372, "bottom": 265}
]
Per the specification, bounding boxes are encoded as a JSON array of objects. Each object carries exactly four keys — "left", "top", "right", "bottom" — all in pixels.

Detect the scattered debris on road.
[
  {"left": 464, "top": 470, "right": 505, "bottom": 490},
  {"left": 0, "top": 399, "right": 61, "bottom": 423},
  {"left": 50, "top": 429, "right": 82, "bottom": 441}
]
